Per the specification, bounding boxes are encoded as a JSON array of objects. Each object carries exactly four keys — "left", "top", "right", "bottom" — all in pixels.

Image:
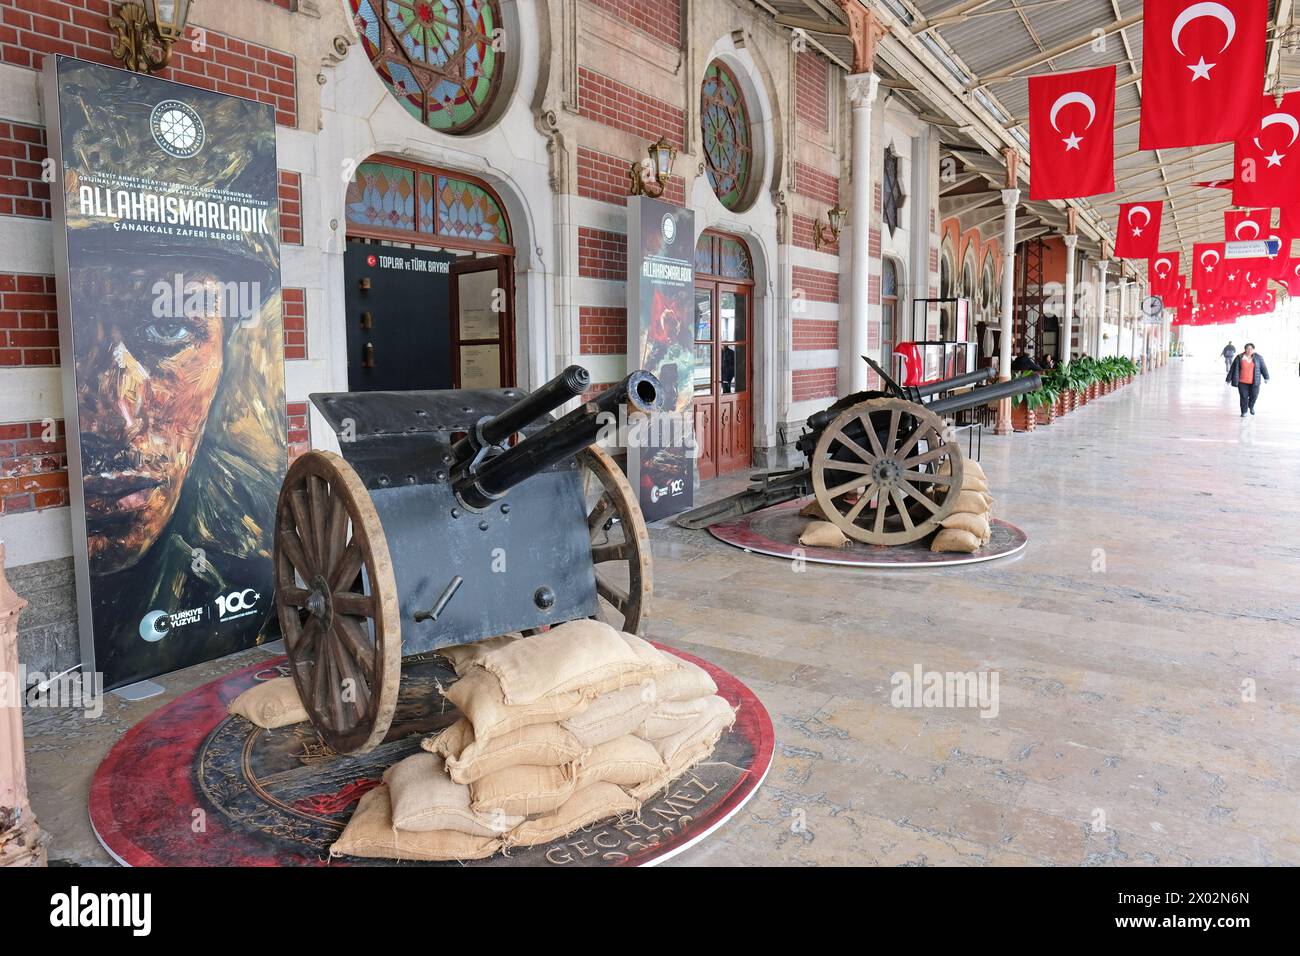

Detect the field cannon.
[
  {"left": 677, "top": 357, "right": 1040, "bottom": 545},
  {"left": 273, "top": 366, "right": 662, "bottom": 753}
]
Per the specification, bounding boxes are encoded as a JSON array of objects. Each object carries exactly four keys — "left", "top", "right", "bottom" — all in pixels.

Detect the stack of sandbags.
[
  {"left": 797, "top": 497, "right": 850, "bottom": 548},
  {"left": 930, "top": 454, "right": 994, "bottom": 553},
  {"left": 329, "top": 619, "right": 736, "bottom": 861}
]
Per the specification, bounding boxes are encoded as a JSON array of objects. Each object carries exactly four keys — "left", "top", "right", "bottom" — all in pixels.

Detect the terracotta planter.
[
  {"left": 1039, "top": 399, "right": 1056, "bottom": 424},
  {"left": 1012, "top": 403, "right": 1036, "bottom": 432}
]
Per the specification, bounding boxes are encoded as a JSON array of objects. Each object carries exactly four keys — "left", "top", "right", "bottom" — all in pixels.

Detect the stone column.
[
  {"left": 0, "top": 542, "right": 48, "bottom": 866},
  {"left": 1116, "top": 278, "right": 1128, "bottom": 357},
  {"left": 1094, "top": 254, "right": 1109, "bottom": 358},
  {"left": 1061, "top": 234, "right": 1078, "bottom": 363},
  {"left": 846, "top": 72, "right": 880, "bottom": 393},
  {"left": 995, "top": 186, "right": 1020, "bottom": 435}
]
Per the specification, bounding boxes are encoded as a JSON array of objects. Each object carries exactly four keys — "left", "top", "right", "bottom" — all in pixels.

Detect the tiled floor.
[{"left": 22, "top": 358, "right": 1300, "bottom": 865}]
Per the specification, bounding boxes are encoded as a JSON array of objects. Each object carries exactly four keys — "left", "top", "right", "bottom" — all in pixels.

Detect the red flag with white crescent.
[
  {"left": 1193, "top": 241, "right": 1225, "bottom": 291},
  {"left": 1139, "top": 0, "right": 1267, "bottom": 149},
  {"left": 1283, "top": 258, "right": 1300, "bottom": 295},
  {"left": 1223, "top": 208, "right": 1269, "bottom": 242},
  {"left": 1114, "top": 201, "right": 1163, "bottom": 258},
  {"left": 1148, "top": 251, "right": 1180, "bottom": 294},
  {"left": 1233, "top": 91, "right": 1300, "bottom": 206},
  {"left": 1028, "top": 66, "right": 1116, "bottom": 200}
]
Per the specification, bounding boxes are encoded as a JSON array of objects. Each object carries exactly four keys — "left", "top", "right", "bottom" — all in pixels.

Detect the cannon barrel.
[
  {"left": 911, "top": 366, "right": 996, "bottom": 399},
  {"left": 452, "top": 364, "right": 590, "bottom": 462},
  {"left": 455, "top": 370, "right": 662, "bottom": 509},
  {"left": 925, "top": 373, "right": 1042, "bottom": 416}
]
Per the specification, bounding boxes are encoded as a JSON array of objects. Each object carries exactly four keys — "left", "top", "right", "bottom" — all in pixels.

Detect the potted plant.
[{"left": 1011, "top": 373, "right": 1053, "bottom": 431}]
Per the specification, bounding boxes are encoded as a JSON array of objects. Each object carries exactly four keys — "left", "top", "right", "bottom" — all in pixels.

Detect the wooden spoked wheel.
[
  {"left": 273, "top": 451, "right": 401, "bottom": 755},
  {"left": 578, "top": 445, "right": 652, "bottom": 634},
  {"left": 811, "top": 397, "right": 965, "bottom": 546}
]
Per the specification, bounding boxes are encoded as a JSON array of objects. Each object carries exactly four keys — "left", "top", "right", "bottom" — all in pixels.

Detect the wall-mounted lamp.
[
  {"left": 812, "top": 205, "right": 846, "bottom": 251},
  {"left": 109, "top": 0, "right": 194, "bottom": 74},
  {"left": 628, "top": 136, "right": 677, "bottom": 198}
]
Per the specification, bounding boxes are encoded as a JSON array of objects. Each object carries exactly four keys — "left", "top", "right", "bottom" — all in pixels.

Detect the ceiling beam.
[{"left": 973, "top": 13, "right": 1143, "bottom": 85}]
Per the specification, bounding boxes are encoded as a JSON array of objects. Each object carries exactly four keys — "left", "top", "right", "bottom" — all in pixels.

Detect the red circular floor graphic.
[{"left": 89, "top": 645, "right": 773, "bottom": 867}]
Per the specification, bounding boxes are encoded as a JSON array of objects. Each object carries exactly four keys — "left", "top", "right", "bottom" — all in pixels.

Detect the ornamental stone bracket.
[
  {"left": 836, "top": 0, "right": 889, "bottom": 75},
  {"left": 0, "top": 542, "right": 48, "bottom": 867}
]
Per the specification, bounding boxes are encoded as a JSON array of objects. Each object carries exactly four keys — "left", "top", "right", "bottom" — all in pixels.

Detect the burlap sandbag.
[
  {"left": 444, "top": 666, "right": 590, "bottom": 747},
  {"left": 941, "top": 455, "right": 985, "bottom": 482},
  {"left": 383, "top": 752, "right": 522, "bottom": 836},
  {"left": 799, "top": 520, "right": 849, "bottom": 548},
  {"left": 621, "top": 633, "right": 679, "bottom": 675},
  {"left": 651, "top": 655, "right": 717, "bottom": 703},
  {"left": 952, "top": 489, "right": 991, "bottom": 516},
  {"left": 797, "top": 498, "right": 828, "bottom": 520},
  {"left": 421, "top": 718, "right": 586, "bottom": 784},
  {"left": 640, "top": 696, "right": 718, "bottom": 742},
  {"left": 650, "top": 695, "right": 737, "bottom": 765},
  {"left": 470, "top": 763, "right": 577, "bottom": 817},
  {"left": 227, "top": 677, "right": 308, "bottom": 729},
  {"left": 940, "top": 511, "right": 990, "bottom": 542},
  {"left": 562, "top": 685, "right": 654, "bottom": 748},
  {"left": 439, "top": 633, "right": 522, "bottom": 675},
  {"left": 478, "top": 619, "right": 663, "bottom": 705},
  {"left": 575, "top": 734, "right": 665, "bottom": 788},
  {"left": 931, "top": 527, "right": 981, "bottom": 553},
  {"left": 961, "top": 473, "right": 989, "bottom": 494},
  {"left": 505, "top": 782, "right": 639, "bottom": 848},
  {"left": 330, "top": 785, "right": 502, "bottom": 862}
]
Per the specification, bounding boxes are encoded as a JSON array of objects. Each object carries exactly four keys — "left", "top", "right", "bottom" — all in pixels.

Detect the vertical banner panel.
[
  {"left": 43, "top": 57, "right": 286, "bottom": 689},
  {"left": 626, "top": 196, "right": 695, "bottom": 520}
]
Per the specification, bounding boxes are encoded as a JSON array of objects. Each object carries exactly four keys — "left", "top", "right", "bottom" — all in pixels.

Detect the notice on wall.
[
  {"left": 460, "top": 344, "right": 502, "bottom": 388},
  {"left": 43, "top": 57, "right": 286, "bottom": 690},
  {"left": 626, "top": 196, "right": 695, "bottom": 521}
]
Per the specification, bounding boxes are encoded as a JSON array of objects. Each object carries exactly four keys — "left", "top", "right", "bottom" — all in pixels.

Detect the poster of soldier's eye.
[{"left": 43, "top": 56, "right": 287, "bottom": 690}]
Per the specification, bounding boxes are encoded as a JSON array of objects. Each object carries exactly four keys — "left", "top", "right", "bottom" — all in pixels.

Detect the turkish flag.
[
  {"left": 1282, "top": 259, "right": 1300, "bottom": 295},
  {"left": 1149, "top": 251, "right": 1180, "bottom": 293},
  {"left": 1139, "top": 0, "right": 1267, "bottom": 149},
  {"left": 1194, "top": 179, "right": 1234, "bottom": 189},
  {"left": 1193, "top": 242, "right": 1225, "bottom": 291},
  {"left": 1223, "top": 208, "right": 1270, "bottom": 242},
  {"left": 1280, "top": 205, "right": 1300, "bottom": 236},
  {"left": 1233, "top": 92, "right": 1300, "bottom": 207},
  {"left": 1113, "top": 201, "right": 1163, "bottom": 258},
  {"left": 1221, "top": 259, "right": 1248, "bottom": 296},
  {"left": 1029, "top": 66, "right": 1115, "bottom": 200}
]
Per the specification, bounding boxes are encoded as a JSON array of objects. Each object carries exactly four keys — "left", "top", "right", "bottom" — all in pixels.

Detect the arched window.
[
  {"left": 701, "top": 60, "right": 754, "bottom": 210},
  {"left": 882, "top": 258, "right": 900, "bottom": 368},
  {"left": 350, "top": 0, "right": 505, "bottom": 135}
]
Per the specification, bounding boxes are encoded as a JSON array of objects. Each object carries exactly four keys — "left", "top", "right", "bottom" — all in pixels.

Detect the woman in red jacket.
[{"left": 1226, "top": 343, "right": 1270, "bottom": 417}]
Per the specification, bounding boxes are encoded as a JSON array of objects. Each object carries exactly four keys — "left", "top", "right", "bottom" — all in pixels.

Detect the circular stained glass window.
[
  {"left": 701, "top": 60, "right": 753, "bottom": 210},
  {"left": 351, "top": 0, "right": 504, "bottom": 135}
]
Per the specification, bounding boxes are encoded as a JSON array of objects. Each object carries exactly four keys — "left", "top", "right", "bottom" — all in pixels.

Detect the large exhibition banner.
[
  {"left": 43, "top": 57, "right": 286, "bottom": 689},
  {"left": 626, "top": 196, "right": 695, "bottom": 521}
]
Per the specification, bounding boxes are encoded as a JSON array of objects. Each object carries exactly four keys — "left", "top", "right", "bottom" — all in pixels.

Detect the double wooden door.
[{"left": 692, "top": 281, "right": 752, "bottom": 480}]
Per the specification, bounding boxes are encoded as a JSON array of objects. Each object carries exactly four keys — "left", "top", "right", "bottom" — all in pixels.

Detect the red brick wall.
[
  {"left": 0, "top": 121, "right": 49, "bottom": 220},
  {"left": 577, "top": 226, "right": 626, "bottom": 280},
  {"left": 578, "top": 305, "right": 626, "bottom": 354},
  {"left": 792, "top": 319, "right": 837, "bottom": 351},
  {"left": 791, "top": 265, "right": 839, "bottom": 304},
  {"left": 585, "top": 0, "right": 681, "bottom": 47},
  {"left": 792, "top": 368, "right": 837, "bottom": 402},
  {"left": 287, "top": 401, "right": 310, "bottom": 461},
  {"left": 279, "top": 171, "right": 303, "bottom": 245},
  {"left": 576, "top": 145, "right": 685, "bottom": 207},
  {"left": 0, "top": 273, "right": 58, "bottom": 367},
  {"left": 794, "top": 162, "right": 839, "bottom": 207},
  {"left": 578, "top": 68, "right": 685, "bottom": 149},
  {"left": 792, "top": 213, "right": 838, "bottom": 254},
  {"left": 0, "top": 2, "right": 298, "bottom": 127},
  {"left": 795, "top": 52, "right": 829, "bottom": 131},
  {"left": 282, "top": 287, "right": 306, "bottom": 360},
  {"left": 0, "top": 418, "right": 67, "bottom": 514}
]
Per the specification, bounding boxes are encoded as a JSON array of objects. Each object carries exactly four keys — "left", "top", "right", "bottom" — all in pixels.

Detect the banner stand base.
[{"left": 112, "top": 680, "right": 165, "bottom": 702}]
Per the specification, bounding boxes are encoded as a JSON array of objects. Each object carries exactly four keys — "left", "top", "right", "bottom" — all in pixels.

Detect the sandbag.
[
  {"left": 422, "top": 718, "right": 586, "bottom": 784},
  {"left": 478, "top": 619, "right": 663, "bottom": 705},
  {"left": 444, "top": 665, "right": 590, "bottom": 747},
  {"left": 505, "top": 783, "right": 639, "bottom": 848},
  {"left": 799, "top": 520, "right": 849, "bottom": 548},
  {"left": 650, "top": 695, "right": 737, "bottom": 765},
  {"left": 383, "top": 752, "right": 522, "bottom": 836},
  {"left": 470, "top": 763, "right": 577, "bottom": 817},
  {"left": 562, "top": 685, "right": 654, "bottom": 748},
  {"left": 952, "top": 489, "right": 991, "bottom": 516},
  {"left": 797, "top": 499, "right": 828, "bottom": 520},
  {"left": 942, "top": 455, "right": 985, "bottom": 482},
  {"left": 627, "top": 701, "right": 736, "bottom": 802},
  {"left": 961, "top": 473, "right": 989, "bottom": 494},
  {"left": 439, "top": 633, "right": 523, "bottom": 674},
  {"left": 640, "top": 696, "right": 718, "bottom": 742},
  {"left": 940, "top": 511, "right": 990, "bottom": 542},
  {"left": 651, "top": 655, "right": 717, "bottom": 703},
  {"left": 227, "top": 677, "right": 308, "bottom": 729},
  {"left": 931, "top": 527, "right": 981, "bottom": 553},
  {"left": 330, "top": 785, "right": 502, "bottom": 862},
  {"left": 575, "top": 735, "right": 665, "bottom": 788}
]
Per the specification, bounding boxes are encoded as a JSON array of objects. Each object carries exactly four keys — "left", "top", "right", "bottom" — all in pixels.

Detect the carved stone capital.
[
  {"left": 1000, "top": 188, "right": 1021, "bottom": 208},
  {"left": 845, "top": 72, "right": 880, "bottom": 109}
]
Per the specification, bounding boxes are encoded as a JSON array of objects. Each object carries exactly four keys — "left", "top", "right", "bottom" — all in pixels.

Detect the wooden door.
[
  {"left": 450, "top": 255, "right": 516, "bottom": 388},
  {"left": 691, "top": 282, "right": 751, "bottom": 479}
]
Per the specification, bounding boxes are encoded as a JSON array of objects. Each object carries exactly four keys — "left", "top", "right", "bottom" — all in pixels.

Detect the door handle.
[{"left": 363, "top": 342, "right": 376, "bottom": 368}]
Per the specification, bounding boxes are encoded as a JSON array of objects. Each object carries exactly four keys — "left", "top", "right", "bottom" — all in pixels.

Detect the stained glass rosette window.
[
  {"left": 701, "top": 60, "right": 753, "bottom": 210},
  {"left": 351, "top": 0, "right": 503, "bottom": 134},
  {"left": 345, "top": 159, "right": 510, "bottom": 246}
]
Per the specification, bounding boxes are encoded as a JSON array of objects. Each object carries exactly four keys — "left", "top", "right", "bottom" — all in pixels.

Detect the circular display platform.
[
  {"left": 708, "top": 500, "right": 1028, "bottom": 567},
  {"left": 89, "top": 645, "right": 773, "bottom": 867}
]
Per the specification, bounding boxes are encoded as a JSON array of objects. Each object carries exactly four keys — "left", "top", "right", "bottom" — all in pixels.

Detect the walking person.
[
  {"left": 1221, "top": 340, "right": 1236, "bottom": 372},
  {"left": 1226, "top": 343, "right": 1269, "bottom": 417}
]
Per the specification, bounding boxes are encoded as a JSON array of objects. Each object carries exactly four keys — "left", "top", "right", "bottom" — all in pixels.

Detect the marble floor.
[{"left": 21, "top": 358, "right": 1300, "bottom": 865}]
